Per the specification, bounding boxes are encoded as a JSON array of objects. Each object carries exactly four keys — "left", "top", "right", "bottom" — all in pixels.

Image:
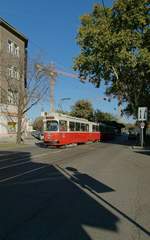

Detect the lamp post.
[{"left": 58, "top": 97, "right": 71, "bottom": 112}]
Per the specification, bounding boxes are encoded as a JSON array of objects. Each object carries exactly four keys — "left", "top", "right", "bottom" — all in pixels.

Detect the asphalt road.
[{"left": 0, "top": 136, "right": 149, "bottom": 240}]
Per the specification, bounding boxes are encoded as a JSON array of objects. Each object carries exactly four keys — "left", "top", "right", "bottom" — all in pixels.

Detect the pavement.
[
  {"left": 0, "top": 133, "right": 41, "bottom": 148},
  {"left": 130, "top": 145, "right": 150, "bottom": 154},
  {"left": 0, "top": 136, "right": 149, "bottom": 240}
]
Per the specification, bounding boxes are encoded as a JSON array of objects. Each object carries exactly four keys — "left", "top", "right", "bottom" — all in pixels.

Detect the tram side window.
[
  {"left": 81, "top": 123, "right": 86, "bottom": 132},
  {"left": 92, "top": 125, "right": 96, "bottom": 132},
  {"left": 59, "top": 120, "right": 67, "bottom": 131},
  {"left": 76, "top": 122, "right": 80, "bottom": 131},
  {"left": 99, "top": 124, "right": 104, "bottom": 132},
  {"left": 69, "top": 121, "right": 75, "bottom": 131},
  {"left": 46, "top": 121, "right": 58, "bottom": 131},
  {"left": 86, "top": 124, "right": 89, "bottom": 132},
  {"left": 96, "top": 125, "right": 99, "bottom": 131}
]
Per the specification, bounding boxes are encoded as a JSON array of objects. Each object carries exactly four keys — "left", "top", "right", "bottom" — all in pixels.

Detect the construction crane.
[
  {"left": 35, "top": 63, "right": 78, "bottom": 113},
  {"left": 35, "top": 63, "right": 123, "bottom": 117}
]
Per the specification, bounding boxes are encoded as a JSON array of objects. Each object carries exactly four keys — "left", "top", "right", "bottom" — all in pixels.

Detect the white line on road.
[
  {"left": 11, "top": 175, "right": 66, "bottom": 185},
  {"left": 0, "top": 165, "right": 47, "bottom": 183},
  {"left": 0, "top": 160, "right": 31, "bottom": 170},
  {"left": 0, "top": 150, "right": 63, "bottom": 163},
  {"left": 0, "top": 150, "right": 64, "bottom": 170},
  {"left": 0, "top": 154, "right": 30, "bottom": 163},
  {"left": 0, "top": 150, "right": 65, "bottom": 183}
]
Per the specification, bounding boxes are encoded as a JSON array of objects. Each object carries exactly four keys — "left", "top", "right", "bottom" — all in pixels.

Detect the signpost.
[
  {"left": 138, "top": 107, "right": 148, "bottom": 148},
  {"left": 140, "top": 122, "right": 145, "bottom": 148},
  {"left": 138, "top": 107, "right": 148, "bottom": 121}
]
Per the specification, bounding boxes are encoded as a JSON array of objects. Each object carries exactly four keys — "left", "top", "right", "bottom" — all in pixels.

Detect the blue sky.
[{"left": 0, "top": 0, "right": 131, "bottom": 123}]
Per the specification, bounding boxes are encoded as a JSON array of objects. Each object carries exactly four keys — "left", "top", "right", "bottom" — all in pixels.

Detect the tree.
[
  {"left": 74, "top": 0, "right": 150, "bottom": 117},
  {"left": 33, "top": 116, "right": 44, "bottom": 131},
  {"left": 70, "top": 99, "right": 94, "bottom": 121},
  {"left": 0, "top": 52, "right": 49, "bottom": 144},
  {"left": 94, "top": 110, "right": 117, "bottom": 122}
]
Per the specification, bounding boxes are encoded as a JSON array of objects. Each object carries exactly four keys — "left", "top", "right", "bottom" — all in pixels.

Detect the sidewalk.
[
  {"left": 0, "top": 133, "right": 39, "bottom": 149},
  {"left": 130, "top": 145, "right": 150, "bottom": 153}
]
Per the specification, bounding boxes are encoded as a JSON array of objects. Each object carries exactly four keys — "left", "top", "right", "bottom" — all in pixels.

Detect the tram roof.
[{"left": 44, "top": 112, "right": 98, "bottom": 124}]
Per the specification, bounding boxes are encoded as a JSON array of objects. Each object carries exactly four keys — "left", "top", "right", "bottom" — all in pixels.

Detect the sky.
[{"left": 0, "top": 0, "right": 132, "bottom": 123}]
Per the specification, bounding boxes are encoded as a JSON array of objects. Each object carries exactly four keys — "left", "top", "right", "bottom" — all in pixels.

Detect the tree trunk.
[{"left": 16, "top": 110, "right": 23, "bottom": 144}]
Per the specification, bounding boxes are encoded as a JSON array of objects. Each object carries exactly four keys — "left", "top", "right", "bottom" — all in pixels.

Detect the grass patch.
[{"left": 0, "top": 143, "right": 28, "bottom": 149}]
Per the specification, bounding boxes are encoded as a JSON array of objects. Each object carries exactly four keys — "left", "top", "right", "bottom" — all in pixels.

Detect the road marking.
[
  {"left": 0, "top": 152, "right": 19, "bottom": 157},
  {"left": 0, "top": 165, "right": 47, "bottom": 183},
  {"left": 11, "top": 175, "right": 66, "bottom": 185},
  {"left": 0, "top": 154, "right": 31, "bottom": 163},
  {"left": 0, "top": 150, "right": 63, "bottom": 163},
  {"left": 0, "top": 160, "right": 31, "bottom": 170}
]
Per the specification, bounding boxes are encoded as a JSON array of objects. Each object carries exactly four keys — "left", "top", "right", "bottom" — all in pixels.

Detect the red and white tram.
[{"left": 43, "top": 112, "right": 100, "bottom": 146}]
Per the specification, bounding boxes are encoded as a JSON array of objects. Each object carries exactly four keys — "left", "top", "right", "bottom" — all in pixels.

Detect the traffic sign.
[
  {"left": 138, "top": 107, "right": 148, "bottom": 121},
  {"left": 140, "top": 122, "right": 145, "bottom": 128}
]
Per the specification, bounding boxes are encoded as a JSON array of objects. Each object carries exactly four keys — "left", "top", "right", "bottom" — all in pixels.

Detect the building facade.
[{"left": 0, "top": 17, "right": 28, "bottom": 139}]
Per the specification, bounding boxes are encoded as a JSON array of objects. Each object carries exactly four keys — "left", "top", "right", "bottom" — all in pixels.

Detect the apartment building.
[{"left": 0, "top": 17, "right": 28, "bottom": 138}]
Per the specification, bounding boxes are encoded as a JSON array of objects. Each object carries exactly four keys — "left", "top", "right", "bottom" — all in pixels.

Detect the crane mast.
[{"left": 35, "top": 63, "right": 78, "bottom": 113}]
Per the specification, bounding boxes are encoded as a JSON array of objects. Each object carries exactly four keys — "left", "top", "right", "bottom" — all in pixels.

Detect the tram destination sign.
[{"left": 138, "top": 107, "right": 148, "bottom": 121}]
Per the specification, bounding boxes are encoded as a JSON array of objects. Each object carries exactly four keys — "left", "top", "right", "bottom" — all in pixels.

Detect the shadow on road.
[
  {"left": 59, "top": 166, "right": 150, "bottom": 238},
  {"left": 66, "top": 167, "right": 114, "bottom": 193},
  {"left": 0, "top": 151, "right": 149, "bottom": 239},
  {"left": 0, "top": 150, "right": 119, "bottom": 240},
  {"left": 35, "top": 141, "right": 48, "bottom": 148},
  {"left": 103, "top": 134, "right": 136, "bottom": 147}
]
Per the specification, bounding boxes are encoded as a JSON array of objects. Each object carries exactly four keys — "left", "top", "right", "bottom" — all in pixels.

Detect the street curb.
[{"left": 129, "top": 146, "right": 150, "bottom": 152}]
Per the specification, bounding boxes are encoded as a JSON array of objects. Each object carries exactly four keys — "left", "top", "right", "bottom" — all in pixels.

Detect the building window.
[
  {"left": 14, "top": 67, "right": 20, "bottom": 80},
  {"left": 8, "top": 89, "right": 14, "bottom": 104},
  {"left": 1, "top": 88, "right": 7, "bottom": 104},
  {"left": 8, "top": 66, "right": 14, "bottom": 78},
  {"left": 8, "top": 39, "right": 13, "bottom": 54},
  {"left": 8, "top": 40, "right": 20, "bottom": 57},
  {"left": 8, "top": 89, "right": 18, "bottom": 105},
  {"left": 8, "top": 66, "right": 20, "bottom": 80},
  {"left": 14, "top": 43, "right": 19, "bottom": 57},
  {"left": 8, "top": 122, "right": 17, "bottom": 133}
]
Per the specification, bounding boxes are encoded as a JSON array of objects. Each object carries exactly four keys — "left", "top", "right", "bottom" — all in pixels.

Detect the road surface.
[{"left": 0, "top": 136, "right": 149, "bottom": 240}]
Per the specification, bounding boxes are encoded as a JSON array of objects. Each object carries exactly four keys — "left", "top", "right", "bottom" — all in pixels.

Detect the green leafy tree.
[
  {"left": 33, "top": 117, "right": 43, "bottom": 131},
  {"left": 70, "top": 99, "right": 94, "bottom": 121},
  {"left": 74, "top": 0, "right": 150, "bottom": 117},
  {"left": 94, "top": 110, "right": 117, "bottom": 122}
]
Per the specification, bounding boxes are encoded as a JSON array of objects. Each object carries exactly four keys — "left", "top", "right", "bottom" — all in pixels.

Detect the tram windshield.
[{"left": 46, "top": 120, "right": 58, "bottom": 131}]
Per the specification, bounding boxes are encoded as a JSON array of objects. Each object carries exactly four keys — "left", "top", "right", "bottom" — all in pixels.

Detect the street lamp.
[{"left": 58, "top": 98, "right": 71, "bottom": 112}]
